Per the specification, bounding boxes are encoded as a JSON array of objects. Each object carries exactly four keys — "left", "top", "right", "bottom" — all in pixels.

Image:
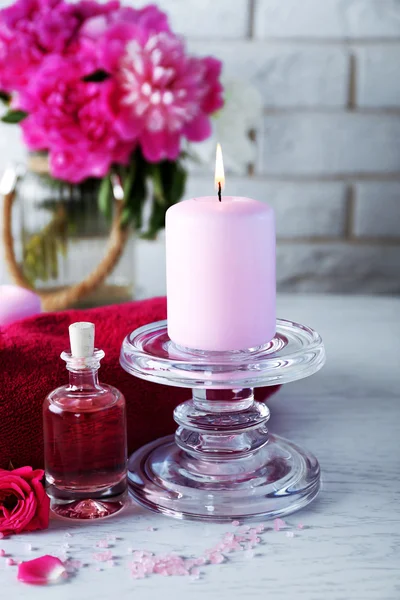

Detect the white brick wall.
[
  {"left": 254, "top": 0, "right": 400, "bottom": 39},
  {"left": 1, "top": 0, "right": 400, "bottom": 295},
  {"left": 261, "top": 114, "right": 400, "bottom": 175},
  {"left": 356, "top": 47, "right": 400, "bottom": 108},
  {"left": 354, "top": 182, "right": 400, "bottom": 238},
  {"left": 189, "top": 41, "right": 349, "bottom": 108}
]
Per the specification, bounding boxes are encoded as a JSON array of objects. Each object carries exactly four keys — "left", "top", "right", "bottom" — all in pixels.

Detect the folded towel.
[{"left": 0, "top": 297, "right": 279, "bottom": 469}]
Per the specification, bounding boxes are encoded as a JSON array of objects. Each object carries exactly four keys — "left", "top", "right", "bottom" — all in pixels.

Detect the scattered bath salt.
[
  {"left": 106, "top": 535, "right": 117, "bottom": 542},
  {"left": 255, "top": 524, "right": 265, "bottom": 533},
  {"left": 0, "top": 549, "right": 5, "bottom": 557},
  {"left": 286, "top": 531, "right": 295, "bottom": 538},
  {"left": 231, "top": 520, "right": 240, "bottom": 527},
  {"left": 107, "top": 560, "right": 115, "bottom": 567},
  {"left": 244, "top": 550, "right": 254, "bottom": 559},
  {"left": 17, "top": 556, "right": 67, "bottom": 585},
  {"left": 64, "top": 532, "right": 72, "bottom": 538},
  {"left": 65, "top": 559, "right": 82, "bottom": 572},
  {"left": 146, "top": 526, "right": 156, "bottom": 532},
  {"left": 93, "top": 551, "right": 113, "bottom": 562},
  {"left": 194, "top": 557, "right": 206, "bottom": 566},
  {"left": 96, "top": 540, "right": 109, "bottom": 548},
  {"left": 24, "top": 544, "right": 33, "bottom": 552},
  {"left": 62, "top": 543, "right": 70, "bottom": 549},
  {"left": 191, "top": 566, "right": 200, "bottom": 579},
  {"left": 6, "top": 558, "right": 16, "bottom": 566},
  {"left": 208, "top": 552, "right": 224, "bottom": 565},
  {"left": 297, "top": 523, "right": 304, "bottom": 530},
  {"left": 127, "top": 547, "right": 134, "bottom": 554},
  {"left": 273, "top": 518, "right": 287, "bottom": 532},
  {"left": 95, "top": 567, "right": 102, "bottom": 572}
]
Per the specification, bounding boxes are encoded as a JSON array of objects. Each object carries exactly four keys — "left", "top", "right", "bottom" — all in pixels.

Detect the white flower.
[{"left": 187, "top": 78, "right": 263, "bottom": 174}]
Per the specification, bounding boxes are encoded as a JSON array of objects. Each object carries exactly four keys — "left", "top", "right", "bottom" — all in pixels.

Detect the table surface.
[{"left": 1, "top": 294, "right": 399, "bottom": 600}]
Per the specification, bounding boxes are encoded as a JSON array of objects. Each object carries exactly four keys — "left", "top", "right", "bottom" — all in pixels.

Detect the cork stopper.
[{"left": 69, "top": 322, "right": 95, "bottom": 358}]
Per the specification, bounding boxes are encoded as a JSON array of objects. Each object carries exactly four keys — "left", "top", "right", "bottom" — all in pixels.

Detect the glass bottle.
[{"left": 43, "top": 322, "right": 127, "bottom": 519}]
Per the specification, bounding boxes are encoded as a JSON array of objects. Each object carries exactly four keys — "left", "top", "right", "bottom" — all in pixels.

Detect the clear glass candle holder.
[{"left": 120, "top": 318, "right": 325, "bottom": 522}]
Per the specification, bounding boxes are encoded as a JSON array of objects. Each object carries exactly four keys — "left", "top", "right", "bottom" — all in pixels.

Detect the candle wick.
[{"left": 217, "top": 182, "right": 222, "bottom": 202}]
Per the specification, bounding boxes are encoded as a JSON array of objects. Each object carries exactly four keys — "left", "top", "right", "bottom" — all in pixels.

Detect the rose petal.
[{"left": 17, "top": 555, "right": 67, "bottom": 585}]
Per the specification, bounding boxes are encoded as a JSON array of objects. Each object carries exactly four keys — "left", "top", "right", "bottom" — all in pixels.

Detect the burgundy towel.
[{"left": 0, "top": 297, "right": 280, "bottom": 469}]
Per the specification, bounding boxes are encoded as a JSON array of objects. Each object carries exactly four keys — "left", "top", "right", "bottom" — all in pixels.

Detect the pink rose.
[{"left": 0, "top": 467, "right": 50, "bottom": 535}]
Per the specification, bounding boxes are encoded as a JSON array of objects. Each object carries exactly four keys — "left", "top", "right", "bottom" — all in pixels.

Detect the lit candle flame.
[{"left": 214, "top": 143, "right": 225, "bottom": 191}]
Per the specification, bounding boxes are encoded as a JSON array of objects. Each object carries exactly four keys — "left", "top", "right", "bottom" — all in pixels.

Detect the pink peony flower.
[
  {"left": 0, "top": 0, "right": 80, "bottom": 91},
  {"left": 105, "top": 30, "right": 224, "bottom": 162},
  {"left": 20, "top": 55, "right": 134, "bottom": 182},
  {"left": 79, "top": 4, "right": 170, "bottom": 45},
  {"left": 0, "top": 467, "right": 49, "bottom": 535}
]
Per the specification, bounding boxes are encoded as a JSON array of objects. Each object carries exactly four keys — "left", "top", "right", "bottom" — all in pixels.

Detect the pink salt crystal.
[
  {"left": 273, "top": 518, "right": 287, "bottom": 532},
  {"left": 96, "top": 540, "right": 109, "bottom": 548},
  {"left": 0, "top": 533, "right": 4, "bottom": 539},
  {"left": 93, "top": 551, "right": 113, "bottom": 562},
  {"left": 106, "top": 534, "right": 116, "bottom": 542},
  {"left": 95, "top": 567, "right": 102, "bottom": 572},
  {"left": 231, "top": 520, "right": 240, "bottom": 527},
  {"left": 297, "top": 523, "right": 304, "bottom": 530},
  {"left": 146, "top": 526, "right": 156, "bottom": 532},
  {"left": 195, "top": 557, "right": 206, "bottom": 566},
  {"left": 6, "top": 558, "right": 16, "bottom": 566},
  {"left": 17, "top": 555, "right": 66, "bottom": 585},
  {"left": 286, "top": 531, "right": 295, "bottom": 538},
  {"left": 0, "top": 549, "right": 5, "bottom": 557},
  {"left": 255, "top": 524, "right": 265, "bottom": 533},
  {"left": 64, "top": 532, "right": 72, "bottom": 538},
  {"left": 223, "top": 532, "right": 235, "bottom": 542},
  {"left": 107, "top": 560, "right": 115, "bottom": 567},
  {"left": 209, "top": 552, "right": 224, "bottom": 565},
  {"left": 191, "top": 567, "right": 200, "bottom": 578}
]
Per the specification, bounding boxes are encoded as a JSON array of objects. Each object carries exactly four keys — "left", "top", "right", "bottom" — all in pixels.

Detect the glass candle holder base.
[
  {"left": 128, "top": 433, "right": 319, "bottom": 521},
  {"left": 120, "top": 319, "right": 325, "bottom": 522}
]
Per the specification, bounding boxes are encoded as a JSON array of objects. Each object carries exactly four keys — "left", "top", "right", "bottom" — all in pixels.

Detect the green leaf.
[
  {"left": 122, "top": 159, "right": 136, "bottom": 205},
  {"left": 160, "top": 160, "right": 187, "bottom": 207},
  {"left": 83, "top": 70, "right": 110, "bottom": 83},
  {"left": 141, "top": 194, "right": 170, "bottom": 240},
  {"left": 1, "top": 109, "right": 28, "bottom": 124},
  {"left": 148, "top": 163, "right": 165, "bottom": 206},
  {"left": 97, "top": 175, "right": 113, "bottom": 221},
  {"left": 0, "top": 91, "right": 11, "bottom": 105},
  {"left": 120, "top": 206, "right": 132, "bottom": 229}
]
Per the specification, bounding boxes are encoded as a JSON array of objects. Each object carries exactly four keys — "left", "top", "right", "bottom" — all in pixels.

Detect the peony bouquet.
[{"left": 0, "top": 0, "right": 224, "bottom": 236}]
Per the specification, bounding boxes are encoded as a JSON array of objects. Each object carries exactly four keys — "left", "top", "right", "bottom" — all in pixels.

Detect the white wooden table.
[{"left": 1, "top": 295, "right": 399, "bottom": 600}]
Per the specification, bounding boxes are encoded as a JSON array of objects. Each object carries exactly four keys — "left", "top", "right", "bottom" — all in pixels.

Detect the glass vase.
[{"left": 8, "top": 160, "right": 135, "bottom": 309}]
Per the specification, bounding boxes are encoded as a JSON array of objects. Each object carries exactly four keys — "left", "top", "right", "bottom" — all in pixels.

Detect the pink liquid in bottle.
[{"left": 43, "top": 323, "right": 127, "bottom": 519}]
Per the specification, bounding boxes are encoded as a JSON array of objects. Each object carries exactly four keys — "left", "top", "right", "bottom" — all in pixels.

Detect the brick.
[
  {"left": 254, "top": 0, "right": 400, "bottom": 39},
  {"left": 185, "top": 176, "right": 347, "bottom": 238},
  {"left": 261, "top": 113, "right": 400, "bottom": 176},
  {"left": 353, "top": 182, "right": 400, "bottom": 238},
  {"left": 132, "top": 0, "right": 249, "bottom": 39},
  {"left": 189, "top": 41, "right": 348, "bottom": 108},
  {"left": 277, "top": 243, "right": 400, "bottom": 292},
  {"left": 356, "top": 46, "right": 400, "bottom": 108}
]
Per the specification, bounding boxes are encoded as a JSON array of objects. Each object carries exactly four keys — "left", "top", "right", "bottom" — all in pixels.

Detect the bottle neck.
[
  {"left": 68, "top": 368, "right": 101, "bottom": 391},
  {"left": 61, "top": 349, "right": 105, "bottom": 391}
]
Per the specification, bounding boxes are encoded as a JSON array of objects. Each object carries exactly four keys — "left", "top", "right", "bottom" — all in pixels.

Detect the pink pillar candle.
[
  {"left": 166, "top": 196, "right": 276, "bottom": 352},
  {"left": 0, "top": 285, "right": 41, "bottom": 327}
]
